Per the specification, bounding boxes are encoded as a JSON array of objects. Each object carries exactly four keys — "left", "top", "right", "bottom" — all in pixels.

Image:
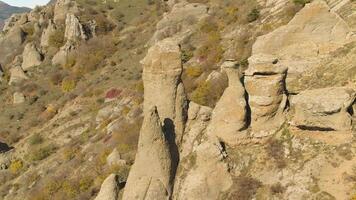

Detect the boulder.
[
  {"left": 2, "top": 13, "right": 28, "bottom": 32},
  {"left": 141, "top": 38, "right": 188, "bottom": 148},
  {"left": 244, "top": 54, "right": 288, "bottom": 137},
  {"left": 122, "top": 107, "right": 173, "bottom": 200},
  {"left": 13, "top": 92, "right": 25, "bottom": 104},
  {"left": 0, "top": 27, "right": 25, "bottom": 65},
  {"left": 207, "top": 61, "right": 248, "bottom": 145},
  {"left": 64, "top": 14, "right": 87, "bottom": 41},
  {"left": 21, "top": 43, "right": 43, "bottom": 70},
  {"left": 290, "top": 87, "right": 355, "bottom": 131},
  {"left": 94, "top": 174, "right": 120, "bottom": 200},
  {"left": 52, "top": 41, "right": 76, "bottom": 66},
  {"left": 9, "top": 66, "right": 28, "bottom": 85},
  {"left": 106, "top": 149, "right": 126, "bottom": 167}
]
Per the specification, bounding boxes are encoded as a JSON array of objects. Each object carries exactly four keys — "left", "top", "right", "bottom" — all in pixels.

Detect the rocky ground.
[{"left": 0, "top": 0, "right": 355, "bottom": 200}]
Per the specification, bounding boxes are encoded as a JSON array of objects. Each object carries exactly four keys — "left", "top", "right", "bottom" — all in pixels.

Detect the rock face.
[
  {"left": 122, "top": 107, "right": 173, "bottom": 200},
  {"left": 0, "top": 27, "right": 25, "bottom": 65},
  {"left": 40, "top": 20, "right": 56, "bottom": 48},
  {"left": 9, "top": 66, "right": 28, "bottom": 85},
  {"left": 106, "top": 149, "right": 126, "bottom": 167},
  {"left": 2, "top": 13, "right": 28, "bottom": 32},
  {"left": 252, "top": 0, "right": 353, "bottom": 93},
  {"left": 64, "top": 14, "right": 87, "bottom": 41},
  {"left": 21, "top": 43, "right": 43, "bottom": 70},
  {"left": 207, "top": 61, "right": 248, "bottom": 145},
  {"left": 52, "top": 41, "right": 76, "bottom": 66},
  {"left": 141, "top": 38, "right": 187, "bottom": 147},
  {"left": 245, "top": 54, "right": 288, "bottom": 137},
  {"left": 94, "top": 174, "right": 120, "bottom": 200},
  {"left": 290, "top": 87, "right": 355, "bottom": 131}
]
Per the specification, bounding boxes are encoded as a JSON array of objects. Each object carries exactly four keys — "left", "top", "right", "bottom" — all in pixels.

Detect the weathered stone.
[
  {"left": 54, "top": 0, "right": 79, "bottom": 23},
  {"left": 106, "top": 149, "right": 126, "bottom": 167},
  {"left": 13, "top": 92, "right": 25, "bottom": 104},
  {"left": 64, "top": 14, "right": 87, "bottom": 41},
  {"left": 9, "top": 66, "right": 28, "bottom": 85},
  {"left": 2, "top": 13, "right": 28, "bottom": 32},
  {"left": 245, "top": 54, "right": 288, "bottom": 137},
  {"left": 252, "top": 0, "right": 354, "bottom": 93},
  {"left": 0, "top": 27, "right": 25, "bottom": 65},
  {"left": 52, "top": 41, "right": 76, "bottom": 66},
  {"left": 141, "top": 38, "right": 188, "bottom": 148},
  {"left": 94, "top": 174, "right": 120, "bottom": 200},
  {"left": 207, "top": 61, "right": 248, "bottom": 145},
  {"left": 290, "top": 87, "right": 355, "bottom": 131},
  {"left": 21, "top": 42, "right": 43, "bottom": 70},
  {"left": 122, "top": 107, "right": 173, "bottom": 200}
]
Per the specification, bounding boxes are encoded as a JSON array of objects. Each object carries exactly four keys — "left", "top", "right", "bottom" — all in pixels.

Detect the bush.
[
  {"left": 9, "top": 160, "right": 23, "bottom": 174},
  {"left": 266, "top": 138, "right": 286, "bottom": 168},
  {"left": 185, "top": 66, "right": 203, "bottom": 78},
  {"left": 49, "top": 26, "right": 65, "bottom": 48},
  {"left": 293, "top": 0, "right": 311, "bottom": 6},
  {"left": 105, "top": 88, "right": 122, "bottom": 99},
  {"left": 230, "top": 176, "right": 262, "bottom": 200},
  {"left": 247, "top": 8, "right": 260, "bottom": 22},
  {"left": 29, "top": 134, "right": 44, "bottom": 145},
  {"left": 29, "top": 144, "right": 57, "bottom": 161},
  {"left": 61, "top": 78, "right": 76, "bottom": 93}
]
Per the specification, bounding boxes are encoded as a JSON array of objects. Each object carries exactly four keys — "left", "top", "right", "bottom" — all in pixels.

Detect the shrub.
[
  {"left": 191, "top": 81, "right": 211, "bottom": 106},
  {"left": 247, "top": 8, "right": 260, "bottom": 22},
  {"left": 293, "top": 0, "right": 311, "bottom": 6},
  {"left": 230, "top": 176, "right": 262, "bottom": 200},
  {"left": 9, "top": 160, "right": 23, "bottom": 174},
  {"left": 105, "top": 88, "right": 122, "bottom": 99},
  {"left": 79, "top": 176, "right": 93, "bottom": 192},
  {"left": 181, "top": 49, "right": 194, "bottom": 63},
  {"left": 61, "top": 78, "right": 76, "bottom": 93},
  {"left": 29, "top": 134, "right": 44, "bottom": 145},
  {"left": 185, "top": 66, "right": 203, "bottom": 78},
  {"left": 29, "top": 144, "right": 57, "bottom": 161},
  {"left": 266, "top": 138, "right": 286, "bottom": 168},
  {"left": 49, "top": 26, "right": 65, "bottom": 48}
]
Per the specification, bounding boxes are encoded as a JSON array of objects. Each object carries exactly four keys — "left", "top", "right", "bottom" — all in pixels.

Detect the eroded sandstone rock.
[
  {"left": 54, "top": 0, "right": 79, "bottom": 23},
  {"left": 95, "top": 174, "right": 120, "bottom": 200},
  {"left": 64, "top": 14, "right": 87, "bottom": 42},
  {"left": 52, "top": 41, "right": 76, "bottom": 66},
  {"left": 141, "top": 38, "right": 187, "bottom": 147},
  {"left": 41, "top": 20, "right": 57, "bottom": 48},
  {"left": 290, "top": 87, "right": 355, "bottom": 131},
  {"left": 207, "top": 61, "right": 248, "bottom": 145},
  {"left": 122, "top": 107, "right": 173, "bottom": 200},
  {"left": 245, "top": 54, "right": 288, "bottom": 137}
]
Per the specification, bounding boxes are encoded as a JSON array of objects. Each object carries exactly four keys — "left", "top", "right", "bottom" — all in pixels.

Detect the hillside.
[
  {"left": 0, "top": 1, "right": 30, "bottom": 29},
  {"left": 0, "top": 0, "right": 355, "bottom": 200}
]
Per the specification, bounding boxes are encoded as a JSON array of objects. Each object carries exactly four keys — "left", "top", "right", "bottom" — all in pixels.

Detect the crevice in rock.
[
  {"left": 296, "top": 125, "right": 335, "bottom": 131},
  {"left": 241, "top": 75, "right": 251, "bottom": 128}
]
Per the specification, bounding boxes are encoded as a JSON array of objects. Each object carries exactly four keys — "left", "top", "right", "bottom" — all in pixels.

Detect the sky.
[{"left": 2, "top": 0, "right": 50, "bottom": 8}]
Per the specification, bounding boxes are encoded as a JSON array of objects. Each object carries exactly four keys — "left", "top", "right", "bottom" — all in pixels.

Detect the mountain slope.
[{"left": 0, "top": 1, "right": 30, "bottom": 29}]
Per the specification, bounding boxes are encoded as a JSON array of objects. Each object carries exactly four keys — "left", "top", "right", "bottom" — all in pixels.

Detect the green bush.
[
  {"left": 29, "top": 144, "right": 57, "bottom": 161},
  {"left": 29, "top": 134, "right": 44, "bottom": 145},
  {"left": 9, "top": 160, "right": 23, "bottom": 174},
  {"left": 247, "top": 8, "right": 260, "bottom": 22},
  {"left": 61, "top": 78, "right": 76, "bottom": 93},
  {"left": 48, "top": 26, "right": 65, "bottom": 48}
]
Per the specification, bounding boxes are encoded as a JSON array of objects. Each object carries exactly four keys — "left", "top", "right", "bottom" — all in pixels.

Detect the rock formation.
[
  {"left": 40, "top": 20, "right": 57, "bottom": 48},
  {"left": 245, "top": 54, "right": 288, "bottom": 137},
  {"left": 252, "top": 0, "right": 354, "bottom": 94},
  {"left": 64, "top": 14, "right": 87, "bottom": 42},
  {"left": 95, "top": 174, "right": 120, "bottom": 200},
  {"left": 21, "top": 42, "right": 43, "bottom": 70},
  {"left": 52, "top": 41, "right": 76, "bottom": 66},
  {"left": 0, "top": 26, "right": 25, "bottom": 65},
  {"left": 290, "top": 87, "right": 355, "bottom": 131},
  {"left": 54, "top": 0, "right": 79, "bottom": 23},
  {"left": 207, "top": 60, "right": 248, "bottom": 145},
  {"left": 122, "top": 107, "right": 173, "bottom": 200},
  {"left": 13, "top": 92, "right": 25, "bottom": 104},
  {"left": 141, "top": 38, "right": 187, "bottom": 147}
]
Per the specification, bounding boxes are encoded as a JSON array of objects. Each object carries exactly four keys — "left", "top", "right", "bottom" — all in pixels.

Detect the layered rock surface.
[{"left": 21, "top": 42, "right": 43, "bottom": 70}]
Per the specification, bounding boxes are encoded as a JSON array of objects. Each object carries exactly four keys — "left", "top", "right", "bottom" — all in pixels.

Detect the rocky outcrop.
[
  {"left": 64, "top": 14, "right": 87, "bottom": 42},
  {"left": 21, "top": 43, "right": 43, "bottom": 70},
  {"left": 252, "top": 0, "right": 354, "bottom": 93},
  {"left": 0, "top": 27, "right": 25, "bottom": 65},
  {"left": 290, "top": 87, "right": 355, "bottom": 131},
  {"left": 245, "top": 54, "right": 288, "bottom": 137},
  {"left": 52, "top": 41, "right": 76, "bottom": 66},
  {"left": 41, "top": 20, "right": 56, "bottom": 48},
  {"left": 122, "top": 107, "right": 173, "bottom": 200},
  {"left": 9, "top": 66, "right": 28, "bottom": 85},
  {"left": 106, "top": 149, "right": 126, "bottom": 167},
  {"left": 94, "top": 174, "right": 120, "bottom": 200},
  {"left": 150, "top": 2, "right": 209, "bottom": 44},
  {"left": 207, "top": 61, "right": 248, "bottom": 145},
  {"left": 141, "top": 38, "right": 187, "bottom": 148},
  {"left": 54, "top": 0, "right": 79, "bottom": 23},
  {"left": 2, "top": 13, "right": 28, "bottom": 32}
]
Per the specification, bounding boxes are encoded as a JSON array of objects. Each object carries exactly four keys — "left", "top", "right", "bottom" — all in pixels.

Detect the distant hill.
[{"left": 0, "top": 1, "right": 30, "bottom": 29}]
